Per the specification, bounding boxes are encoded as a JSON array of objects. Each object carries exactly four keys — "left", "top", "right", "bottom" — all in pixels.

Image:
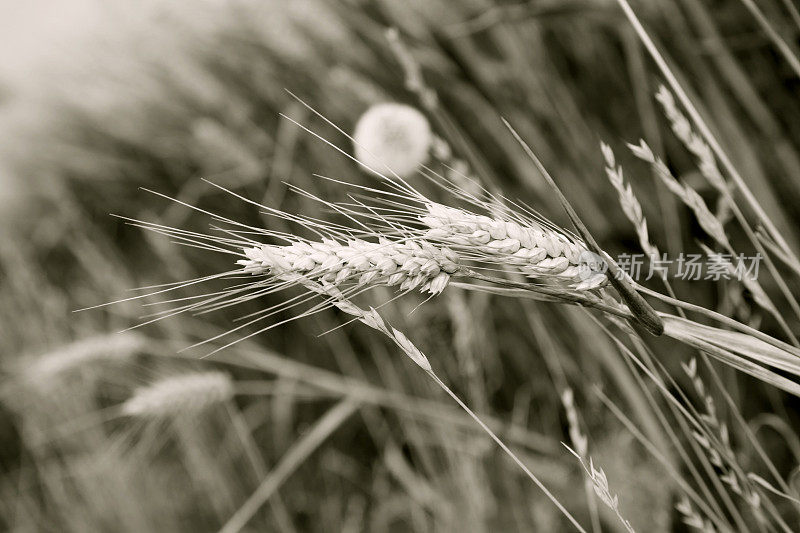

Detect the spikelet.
[
  {"left": 237, "top": 236, "right": 460, "bottom": 295},
  {"left": 352, "top": 103, "right": 432, "bottom": 178},
  {"left": 420, "top": 202, "right": 606, "bottom": 290},
  {"left": 121, "top": 371, "right": 233, "bottom": 418}
]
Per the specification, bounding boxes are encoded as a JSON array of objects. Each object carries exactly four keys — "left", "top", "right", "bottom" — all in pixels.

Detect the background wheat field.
[{"left": 3, "top": 1, "right": 800, "bottom": 531}]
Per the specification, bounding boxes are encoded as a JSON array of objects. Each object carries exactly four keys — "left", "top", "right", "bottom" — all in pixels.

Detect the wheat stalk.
[
  {"left": 121, "top": 371, "right": 233, "bottom": 418},
  {"left": 561, "top": 388, "right": 602, "bottom": 533}
]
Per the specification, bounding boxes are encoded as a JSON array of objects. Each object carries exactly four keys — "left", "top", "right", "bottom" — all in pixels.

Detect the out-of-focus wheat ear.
[
  {"left": 680, "top": 358, "right": 767, "bottom": 521},
  {"left": 650, "top": 87, "right": 800, "bottom": 330},
  {"left": 386, "top": 27, "right": 485, "bottom": 196},
  {"left": 23, "top": 332, "right": 146, "bottom": 384},
  {"left": 385, "top": 28, "right": 437, "bottom": 111},
  {"left": 121, "top": 371, "right": 233, "bottom": 418},
  {"left": 385, "top": 27, "right": 502, "bottom": 195},
  {"left": 503, "top": 119, "right": 663, "bottom": 336},
  {"left": 621, "top": 2, "right": 800, "bottom": 328},
  {"left": 352, "top": 102, "right": 432, "bottom": 179},
  {"left": 594, "top": 384, "right": 732, "bottom": 532}
]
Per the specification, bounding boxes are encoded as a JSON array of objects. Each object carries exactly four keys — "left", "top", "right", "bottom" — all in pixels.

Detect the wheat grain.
[{"left": 121, "top": 371, "right": 233, "bottom": 418}]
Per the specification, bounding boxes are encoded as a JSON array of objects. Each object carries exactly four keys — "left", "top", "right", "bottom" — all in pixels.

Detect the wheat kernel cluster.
[
  {"left": 238, "top": 237, "right": 460, "bottom": 295},
  {"left": 421, "top": 203, "right": 606, "bottom": 289}
]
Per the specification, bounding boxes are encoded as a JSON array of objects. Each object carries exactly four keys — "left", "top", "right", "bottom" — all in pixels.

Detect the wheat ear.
[
  {"left": 26, "top": 332, "right": 145, "bottom": 381},
  {"left": 121, "top": 371, "right": 233, "bottom": 418},
  {"left": 421, "top": 202, "right": 607, "bottom": 290},
  {"left": 238, "top": 237, "right": 460, "bottom": 296}
]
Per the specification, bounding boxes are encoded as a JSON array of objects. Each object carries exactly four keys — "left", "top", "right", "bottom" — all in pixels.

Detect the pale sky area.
[
  {"left": 0, "top": 0, "right": 104, "bottom": 80},
  {"left": 0, "top": 0, "right": 183, "bottom": 86}
]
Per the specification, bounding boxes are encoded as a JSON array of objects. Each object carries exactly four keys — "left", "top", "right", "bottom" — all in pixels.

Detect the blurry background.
[{"left": 1, "top": 0, "right": 800, "bottom": 531}]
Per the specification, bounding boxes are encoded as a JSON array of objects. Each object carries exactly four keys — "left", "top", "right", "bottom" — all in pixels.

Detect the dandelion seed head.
[{"left": 352, "top": 103, "right": 431, "bottom": 178}]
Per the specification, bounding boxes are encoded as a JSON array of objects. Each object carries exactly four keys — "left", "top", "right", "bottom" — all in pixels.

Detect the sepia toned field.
[{"left": 2, "top": 1, "right": 800, "bottom": 531}]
